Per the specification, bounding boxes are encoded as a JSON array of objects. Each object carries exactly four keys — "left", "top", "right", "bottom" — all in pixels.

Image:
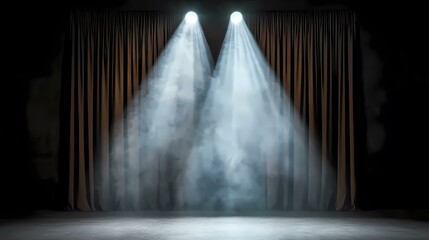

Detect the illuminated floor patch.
[{"left": 1, "top": 211, "right": 428, "bottom": 240}]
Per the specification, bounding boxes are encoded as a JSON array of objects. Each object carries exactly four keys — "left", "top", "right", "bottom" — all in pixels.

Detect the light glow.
[
  {"left": 230, "top": 11, "right": 242, "bottom": 24},
  {"left": 185, "top": 11, "right": 198, "bottom": 24}
]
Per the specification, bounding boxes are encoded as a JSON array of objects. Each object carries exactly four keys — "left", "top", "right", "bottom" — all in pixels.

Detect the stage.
[{"left": 1, "top": 211, "right": 428, "bottom": 239}]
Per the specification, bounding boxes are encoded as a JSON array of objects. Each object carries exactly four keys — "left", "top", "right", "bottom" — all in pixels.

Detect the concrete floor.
[{"left": 1, "top": 211, "right": 428, "bottom": 240}]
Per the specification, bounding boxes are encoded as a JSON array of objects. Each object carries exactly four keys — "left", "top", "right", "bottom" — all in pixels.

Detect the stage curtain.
[
  {"left": 247, "top": 10, "right": 358, "bottom": 210},
  {"left": 62, "top": 11, "right": 180, "bottom": 210},
  {"left": 62, "top": 10, "right": 358, "bottom": 211}
]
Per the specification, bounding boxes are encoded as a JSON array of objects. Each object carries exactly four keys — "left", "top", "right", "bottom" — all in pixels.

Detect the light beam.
[
  {"left": 181, "top": 14, "right": 314, "bottom": 211},
  {"left": 114, "top": 17, "right": 213, "bottom": 210}
]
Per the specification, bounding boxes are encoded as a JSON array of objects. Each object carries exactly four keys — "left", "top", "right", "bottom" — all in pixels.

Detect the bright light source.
[
  {"left": 185, "top": 11, "right": 198, "bottom": 24},
  {"left": 230, "top": 11, "right": 242, "bottom": 24}
]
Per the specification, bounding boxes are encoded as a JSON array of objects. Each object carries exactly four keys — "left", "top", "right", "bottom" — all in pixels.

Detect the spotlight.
[
  {"left": 230, "top": 11, "right": 242, "bottom": 24},
  {"left": 185, "top": 11, "right": 198, "bottom": 24}
]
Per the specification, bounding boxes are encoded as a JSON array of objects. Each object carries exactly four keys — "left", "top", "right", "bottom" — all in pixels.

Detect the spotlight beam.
[
  {"left": 182, "top": 15, "right": 298, "bottom": 210},
  {"left": 117, "top": 15, "right": 213, "bottom": 210}
]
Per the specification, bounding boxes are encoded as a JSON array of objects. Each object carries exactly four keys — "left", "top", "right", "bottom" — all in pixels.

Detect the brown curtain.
[
  {"left": 248, "top": 10, "right": 358, "bottom": 210},
  {"left": 62, "top": 10, "right": 358, "bottom": 211},
  {"left": 63, "top": 11, "right": 180, "bottom": 210}
]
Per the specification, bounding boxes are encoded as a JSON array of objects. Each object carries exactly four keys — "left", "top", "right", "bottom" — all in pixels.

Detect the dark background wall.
[{"left": 3, "top": 0, "right": 428, "bottom": 216}]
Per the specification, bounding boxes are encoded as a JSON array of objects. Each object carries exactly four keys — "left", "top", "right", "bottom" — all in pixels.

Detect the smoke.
[
  {"left": 27, "top": 52, "right": 62, "bottom": 182},
  {"left": 360, "top": 30, "right": 386, "bottom": 154},
  {"left": 180, "top": 20, "right": 307, "bottom": 211}
]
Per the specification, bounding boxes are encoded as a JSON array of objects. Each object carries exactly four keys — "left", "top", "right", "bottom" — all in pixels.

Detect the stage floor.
[{"left": 1, "top": 211, "right": 428, "bottom": 239}]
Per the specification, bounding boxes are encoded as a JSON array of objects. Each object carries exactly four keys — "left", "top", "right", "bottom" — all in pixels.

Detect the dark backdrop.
[{"left": 3, "top": 0, "right": 428, "bottom": 217}]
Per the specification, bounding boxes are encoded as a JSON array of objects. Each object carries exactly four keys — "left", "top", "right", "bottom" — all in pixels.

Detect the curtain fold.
[
  {"left": 247, "top": 10, "right": 357, "bottom": 210},
  {"left": 62, "top": 10, "right": 358, "bottom": 211}
]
